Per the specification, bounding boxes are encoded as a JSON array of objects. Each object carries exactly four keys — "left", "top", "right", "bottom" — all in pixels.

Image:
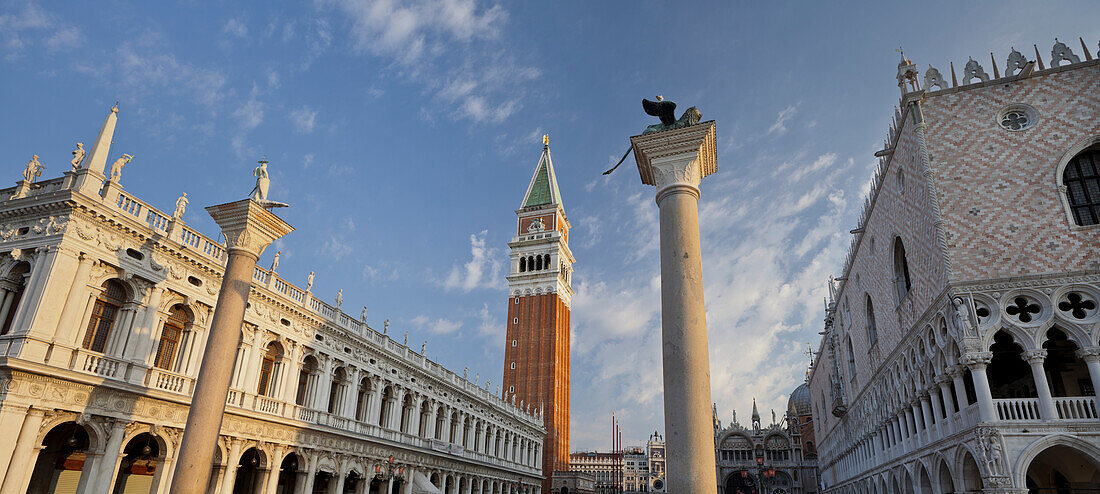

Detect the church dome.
[{"left": 788, "top": 383, "right": 811, "bottom": 416}]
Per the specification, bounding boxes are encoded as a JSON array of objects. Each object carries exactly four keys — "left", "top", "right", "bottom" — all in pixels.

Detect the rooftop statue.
[
  {"left": 603, "top": 96, "right": 703, "bottom": 175},
  {"left": 251, "top": 159, "right": 270, "bottom": 202},
  {"left": 109, "top": 154, "right": 133, "bottom": 183},
  {"left": 22, "top": 155, "right": 44, "bottom": 183},
  {"left": 70, "top": 143, "right": 85, "bottom": 171},
  {"left": 173, "top": 192, "right": 189, "bottom": 218}
]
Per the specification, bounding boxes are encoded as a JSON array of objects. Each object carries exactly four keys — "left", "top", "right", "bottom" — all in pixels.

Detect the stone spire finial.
[
  {"left": 1034, "top": 44, "right": 1046, "bottom": 70},
  {"left": 1081, "top": 37, "right": 1094, "bottom": 61},
  {"left": 84, "top": 104, "right": 120, "bottom": 179}
]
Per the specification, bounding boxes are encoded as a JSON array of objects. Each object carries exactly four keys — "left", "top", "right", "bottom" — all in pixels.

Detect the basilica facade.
[
  {"left": 715, "top": 390, "right": 818, "bottom": 494},
  {"left": 0, "top": 107, "right": 544, "bottom": 493},
  {"left": 809, "top": 39, "right": 1100, "bottom": 493}
]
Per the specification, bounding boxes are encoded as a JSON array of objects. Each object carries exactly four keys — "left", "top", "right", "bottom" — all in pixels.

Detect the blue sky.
[{"left": 3, "top": 0, "right": 1099, "bottom": 450}]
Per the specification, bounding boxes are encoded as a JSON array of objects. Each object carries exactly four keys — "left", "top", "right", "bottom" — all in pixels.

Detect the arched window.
[
  {"left": 82, "top": 280, "right": 127, "bottom": 352},
  {"left": 846, "top": 337, "right": 857, "bottom": 380},
  {"left": 295, "top": 356, "right": 317, "bottom": 406},
  {"left": 528, "top": 256, "right": 535, "bottom": 271},
  {"left": 328, "top": 367, "right": 347, "bottom": 414},
  {"left": 256, "top": 342, "right": 283, "bottom": 396},
  {"left": 355, "top": 377, "right": 371, "bottom": 421},
  {"left": 544, "top": 254, "right": 551, "bottom": 269},
  {"left": 154, "top": 305, "right": 190, "bottom": 370},
  {"left": 865, "top": 295, "right": 878, "bottom": 346},
  {"left": 1063, "top": 147, "right": 1100, "bottom": 226},
  {"left": 520, "top": 257, "right": 526, "bottom": 272},
  {"left": 0, "top": 261, "right": 29, "bottom": 335},
  {"left": 535, "top": 255, "right": 543, "bottom": 271},
  {"left": 893, "top": 238, "right": 912, "bottom": 302}
]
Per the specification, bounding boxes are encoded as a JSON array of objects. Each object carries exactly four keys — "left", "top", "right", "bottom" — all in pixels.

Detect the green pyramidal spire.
[{"left": 521, "top": 135, "right": 563, "bottom": 209}]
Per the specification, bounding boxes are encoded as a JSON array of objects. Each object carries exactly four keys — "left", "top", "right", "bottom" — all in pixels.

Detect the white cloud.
[
  {"left": 767, "top": 104, "right": 799, "bottom": 136},
  {"left": 411, "top": 315, "right": 463, "bottom": 335},
  {"left": 289, "top": 106, "right": 318, "bottom": 134},
  {"left": 319, "top": 0, "right": 536, "bottom": 124},
  {"left": 0, "top": 2, "right": 80, "bottom": 58},
  {"left": 234, "top": 87, "right": 265, "bottom": 130},
  {"left": 443, "top": 230, "right": 502, "bottom": 292},
  {"left": 112, "top": 42, "right": 229, "bottom": 108},
  {"left": 223, "top": 18, "right": 248, "bottom": 38},
  {"left": 322, "top": 234, "right": 353, "bottom": 261}
]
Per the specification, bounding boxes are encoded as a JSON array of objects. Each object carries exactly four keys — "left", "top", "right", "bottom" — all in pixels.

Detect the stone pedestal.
[
  {"left": 630, "top": 121, "right": 718, "bottom": 493},
  {"left": 169, "top": 199, "right": 293, "bottom": 494}
]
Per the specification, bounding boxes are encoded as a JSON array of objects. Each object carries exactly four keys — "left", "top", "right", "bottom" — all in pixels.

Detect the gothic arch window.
[
  {"left": 82, "top": 279, "right": 129, "bottom": 353},
  {"left": 846, "top": 337, "right": 857, "bottom": 381},
  {"left": 520, "top": 257, "right": 526, "bottom": 272},
  {"left": 154, "top": 305, "right": 191, "bottom": 370},
  {"left": 256, "top": 342, "right": 283, "bottom": 397},
  {"left": 865, "top": 295, "right": 878, "bottom": 346},
  {"left": 892, "top": 238, "right": 912, "bottom": 302},
  {"left": 1063, "top": 147, "right": 1100, "bottom": 226}
]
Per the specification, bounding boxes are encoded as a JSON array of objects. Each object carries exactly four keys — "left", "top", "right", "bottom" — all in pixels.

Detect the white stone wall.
[{"left": 0, "top": 152, "right": 544, "bottom": 493}]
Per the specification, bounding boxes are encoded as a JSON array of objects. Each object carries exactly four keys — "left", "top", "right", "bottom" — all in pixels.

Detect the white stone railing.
[
  {"left": 145, "top": 367, "right": 194, "bottom": 395},
  {"left": 994, "top": 398, "right": 1041, "bottom": 420},
  {"left": 71, "top": 349, "right": 131, "bottom": 380},
  {"left": 1055, "top": 396, "right": 1098, "bottom": 420}
]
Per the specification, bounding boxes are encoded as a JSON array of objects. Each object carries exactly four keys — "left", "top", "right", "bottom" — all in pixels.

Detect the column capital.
[
  {"left": 1022, "top": 349, "right": 1047, "bottom": 364},
  {"left": 962, "top": 352, "right": 993, "bottom": 369},
  {"left": 1077, "top": 346, "right": 1100, "bottom": 362},
  {"left": 630, "top": 121, "right": 717, "bottom": 194},
  {"left": 206, "top": 199, "right": 294, "bottom": 258}
]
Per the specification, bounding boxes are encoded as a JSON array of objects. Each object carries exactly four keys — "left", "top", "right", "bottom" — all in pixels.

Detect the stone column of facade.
[
  {"left": 1023, "top": 349, "right": 1059, "bottom": 419},
  {"left": 1076, "top": 347, "right": 1100, "bottom": 413},
  {"left": 49, "top": 252, "right": 94, "bottom": 360},
  {"left": 263, "top": 445, "right": 286, "bottom": 494},
  {"left": 950, "top": 367, "right": 969, "bottom": 413},
  {"left": 220, "top": 439, "right": 244, "bottom": 494},
  {"left": 927, "top": 388, "right": 944, "bottom": 437},
  {"left": 282, "top": 342, "right": 301, "bottom": 404},
  {"left": 937, "top": 378, "right": 956, "bottom": 431},
  {"left": 132, "top": 286, "right": 166, "bottom": 365},
  {"left": 630, "top": 121, "right": 719, "bottom": 493},
  {"left": 918, "top": 396, "right": 934, "bottom": 439},
  {"left": 90, "top": 419, "right": 128, "bottom": 493},
  {"left": 169, "top": 199, "right": 293, "bottom": 494},
  {"left": 0, "top": 405, "right": 30, "bottom": 480},
  {"left": 963, "top": 353, "right": 997, "bottom": 422},
  {"left": 0, "top": 407, "right": 44, "bottom": 494}
]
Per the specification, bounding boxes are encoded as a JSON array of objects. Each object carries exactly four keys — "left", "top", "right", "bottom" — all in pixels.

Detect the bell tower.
[{"left": 503, "top": 135, "right": 574, "bottom": 490}]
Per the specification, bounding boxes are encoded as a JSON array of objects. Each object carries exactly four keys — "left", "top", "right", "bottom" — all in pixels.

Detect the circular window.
[{"left": 997, "top": 104, "right": 1037, "bottom": 132}]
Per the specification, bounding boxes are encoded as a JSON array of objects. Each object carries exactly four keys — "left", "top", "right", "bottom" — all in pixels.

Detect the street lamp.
[{"left": 374, "top": 455, "right": 405, "bottom": 483}]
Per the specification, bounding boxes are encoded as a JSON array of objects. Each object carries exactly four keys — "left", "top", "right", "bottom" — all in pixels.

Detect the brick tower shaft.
[{"left": 503, "top": 137, "right": 574, "bottom": 492}]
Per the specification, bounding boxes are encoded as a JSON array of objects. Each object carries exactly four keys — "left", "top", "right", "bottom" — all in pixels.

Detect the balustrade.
[
  {"left": 1055, "top": 396, "right": 1098, "bottom": 419},
  {"left": 994, "top": 398, "right": 1041, "bottom": 420}
]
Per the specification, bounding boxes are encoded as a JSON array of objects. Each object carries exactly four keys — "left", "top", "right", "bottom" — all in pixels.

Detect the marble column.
[
  {"left": 950, "top": 367, "right": 969, "bottom": 414},
  {"left": 220, "top": 440, "right": 244, "bottom": 494},
  {"left": 50, "top": 252, "right": 94, "bottom": 349},
  {"left": 1023, "top": 349, "right": 1059, "bottom": 419},
  {"left": 630, "top": 119, "right": 719, "bottom": 493},
  {"left": 1076, "top": 347, "right": 1100, "bottom": 413},
  {"left": 170, "top": 199, "right": 293, "bottom": 494},
  {"left": 0, "top": 407, "right": 44, "bottom": 494},
  {"left": 263, "top": 445, "right": 285, "bottom": 494},
  {"left": 963, "top": 353, "right": 997, "bottom": 422},
  {"left": 90, "top": 419, "right": 128, "bottom": 494},
  {"left": 937, "top": 378, "right": 956, "bottom": 432},
  {"left": 928, "top": 388, "right": 945, "bottom": 437}
]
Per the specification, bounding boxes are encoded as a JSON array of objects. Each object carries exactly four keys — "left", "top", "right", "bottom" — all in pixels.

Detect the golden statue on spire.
[{"left": 543, "top": 134, "right": 549, "bottom": 146}]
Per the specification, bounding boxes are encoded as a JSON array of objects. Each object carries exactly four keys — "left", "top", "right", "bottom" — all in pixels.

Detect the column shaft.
[
  {"left": 0, "top": 408, "right": 44, "bottom": 494},
  {"left": 171, "top": 249, "right": 261, "bottom": 494}
]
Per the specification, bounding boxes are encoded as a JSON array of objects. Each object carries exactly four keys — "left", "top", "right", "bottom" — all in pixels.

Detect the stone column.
[
  {"left": 90, "top": 419, "right": 128, "bottom": 494},
  {"left": 50, "top": 253, "right": 95, "bottom": 350},
  {"left": 919, "top": 396, "right": 933, "bottom": 433},
  {"left": 630, "top": 120, "right": 718, "bottom": 493},
  {"left": 1023, "top": 349, "right": 1059, "bottom": 419},
  {"left": 1076, "top": 347, "right": 1100, "bottom": 413},
  {"left": 937, "top": 378, "right": 956, "bottom": 431},
  {"left": 928, "top": 388, "right": 945, "bottom": 437},
  {"left": 220, "top": 440, "right": 244, "bottom": 494},
  {"left": 950, "top": 367, "right": 969, "bottom": 413},
  {"left": 0, "top": 407, "right": 44, "bottom": 494},
  {"left": 263, "top": 445, "right": 285, "bottom": 494},
  {"left": 170, "top": 199, "right": 293, "bottom": 494},
  {"left": 963, "top": 353, "right": 997, "bottom": 422},
  {"left": 131, "top": 286, "right": 166, "bottom": 364}
]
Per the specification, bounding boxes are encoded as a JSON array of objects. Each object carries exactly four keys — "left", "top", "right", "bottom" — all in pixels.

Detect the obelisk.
[
  {"left": 631, "top": 120, "right": 718, "bottom": 492},
  {"left": 170, "top": 199, "right": 293, "bottom": 494}
]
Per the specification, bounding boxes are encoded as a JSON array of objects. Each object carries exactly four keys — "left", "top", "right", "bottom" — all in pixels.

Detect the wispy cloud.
[
  {"left": 223, "top": 18, "right": 249, "bottom": 38},
  {"left": 0, "top": 2, "right": 81, "bottom": 58},
  {"left": 767, "top": 104, "right": 799, "bottom": 137},
  {"left": 411, "top": 315, "right": 463, "bottom": 334},
  {"left": 289, "top": 105, "right": 318, "bottom": 133},
  {"left": 443, "top": 230, "right": 502, "bottom": 292},
  {"left": 319, "top": 0, "right": 537, "bottom": 124}
]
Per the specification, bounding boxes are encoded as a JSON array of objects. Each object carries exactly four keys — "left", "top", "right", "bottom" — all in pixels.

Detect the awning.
[{"left": 411, "top": 471, "right": 444, "bottom": 494}]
